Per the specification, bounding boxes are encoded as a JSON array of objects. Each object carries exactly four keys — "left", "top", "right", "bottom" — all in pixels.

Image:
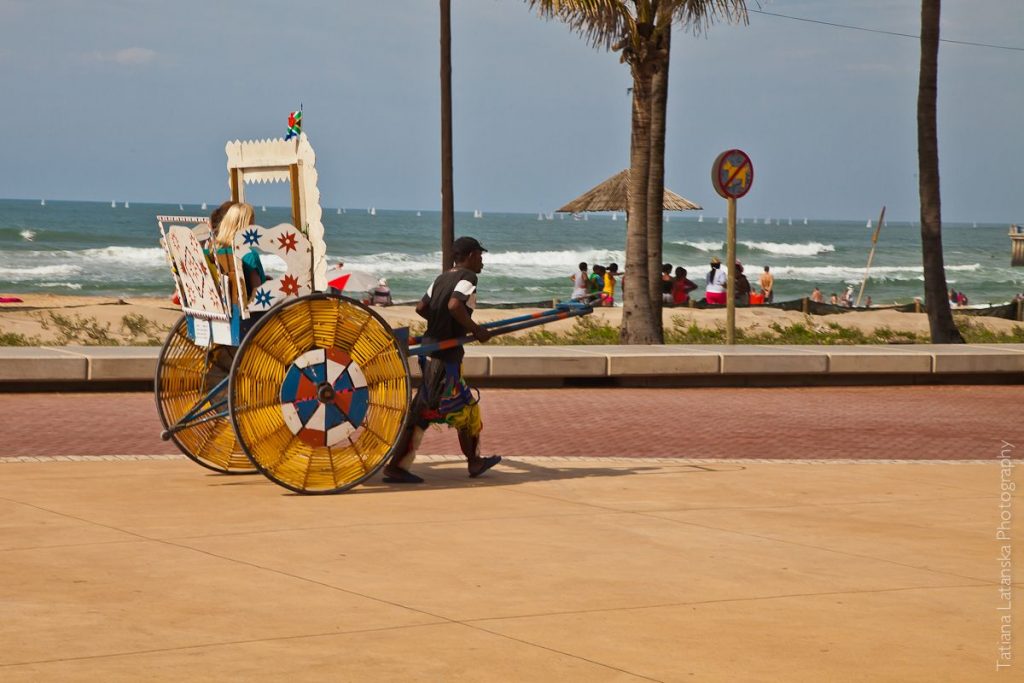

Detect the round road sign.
[{"left": 712, "top": 149, "right": 754, "bottom": 200}]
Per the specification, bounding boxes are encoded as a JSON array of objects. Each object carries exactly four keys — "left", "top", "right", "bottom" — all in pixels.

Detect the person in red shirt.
[{"left": 671, "top": 266, "right": 698, "bottom": 305}]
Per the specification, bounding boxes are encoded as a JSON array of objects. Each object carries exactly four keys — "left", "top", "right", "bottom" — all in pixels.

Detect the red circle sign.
[{"left": 712, "top": 149, "right": 754, "bottom": 199}]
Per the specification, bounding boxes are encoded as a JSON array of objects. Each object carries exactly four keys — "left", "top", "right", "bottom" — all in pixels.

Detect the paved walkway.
[
  {"left": 1, "top": 456, "right": 1020, "bottom": 681},
  {"left": 0, "top": 386, "right": 1017, "bottom": 460},
  {"left": 3, "top": 388, "right": 1021, "bottom": 680}
]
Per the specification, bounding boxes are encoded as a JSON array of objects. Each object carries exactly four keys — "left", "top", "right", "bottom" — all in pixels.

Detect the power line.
[{"left": 750, "top": 8, "right": 1024, "bottom": 52}]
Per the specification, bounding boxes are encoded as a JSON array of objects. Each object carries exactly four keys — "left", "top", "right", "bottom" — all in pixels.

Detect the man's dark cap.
[{"left": 453, "top": 236, "right": 487, "bottom": 258}]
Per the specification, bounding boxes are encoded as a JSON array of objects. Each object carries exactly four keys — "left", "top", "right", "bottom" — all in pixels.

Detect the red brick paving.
[{"left": 0, "top": 386, "right": 1018, "bottom": 460}]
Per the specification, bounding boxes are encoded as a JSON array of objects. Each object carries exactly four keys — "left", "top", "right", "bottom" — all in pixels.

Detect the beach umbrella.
[
  {"left": 325, "top": 266, "right": 379, "bottom": 296},
  {"left": 556, "top": 169, "right": 701, "bottom": 213}
]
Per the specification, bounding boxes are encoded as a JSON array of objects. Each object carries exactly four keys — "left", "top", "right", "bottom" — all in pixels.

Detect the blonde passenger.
[{"left": 215, "top": 203, "right": 265, "bottom": 300}]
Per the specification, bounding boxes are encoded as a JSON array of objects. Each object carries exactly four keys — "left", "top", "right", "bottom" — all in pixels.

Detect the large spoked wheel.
[
  {"left": 229, "top": 293, "right": 412, "bottom": 494},
  {"left": 154, "top": 315, "right": 256, "bottom": 473}
]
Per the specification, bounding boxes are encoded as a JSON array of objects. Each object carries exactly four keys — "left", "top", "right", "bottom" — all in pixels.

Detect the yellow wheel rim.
[
  {"left": 230, "top": 295, "right": 411, "bottom": 494},
  {"left": 154, "top": 316, "right": 254, "bottom": 473}
]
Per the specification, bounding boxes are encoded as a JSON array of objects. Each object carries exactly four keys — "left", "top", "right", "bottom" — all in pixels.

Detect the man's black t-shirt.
[{"left": 421, "top": 268, "right": 478, "bottom": 361}]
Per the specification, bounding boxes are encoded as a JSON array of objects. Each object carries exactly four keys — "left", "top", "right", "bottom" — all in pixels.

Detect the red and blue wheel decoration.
[{"left": 279, "top": 348, "right": 370, "bottom": 448}]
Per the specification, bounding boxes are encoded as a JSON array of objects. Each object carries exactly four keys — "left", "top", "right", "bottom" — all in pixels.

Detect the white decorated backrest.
[
  {"left": 224, "top": 133, "right": 326, "bottom": 291},
  {"left": 234, "top": 223, "right": 313, "bottom": 312},
  {"left": 157, "top": 215, "right": 218, "bottom": 308},
  {"left": 165, "top": 225, "right": 228, "bottom": 320}
]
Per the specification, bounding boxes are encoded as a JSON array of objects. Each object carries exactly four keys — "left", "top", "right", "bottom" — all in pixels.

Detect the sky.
[{"left": 0, "top": 0, "right": 1021, "bottom": 223}]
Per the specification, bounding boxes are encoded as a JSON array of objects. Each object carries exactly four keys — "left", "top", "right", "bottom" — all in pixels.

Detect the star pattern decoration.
[
  {"left": 242, "top": 229, "right": 261, "bottom": 246},
  {"left": 276, "top": 231, "right": 298, "bottom": 253},
  {"left": 279, "top": 274, "right": 300, "bottom": 296},
  {"left": 253, "top": 288, "right": 274, "bottom": 307}
]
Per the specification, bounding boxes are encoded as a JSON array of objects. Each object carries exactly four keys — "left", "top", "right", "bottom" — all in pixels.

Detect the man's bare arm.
[
  {"left": 415, "top": 299, "right": 429, "bottom": 320},
  {"left": 447, "top": 297, "right": 492, "bottom": 342}
]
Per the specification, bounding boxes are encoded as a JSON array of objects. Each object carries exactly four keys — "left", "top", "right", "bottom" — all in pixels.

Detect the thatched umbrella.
[{"left": 557, "top": 169, "right": 701, "bottom": 213}]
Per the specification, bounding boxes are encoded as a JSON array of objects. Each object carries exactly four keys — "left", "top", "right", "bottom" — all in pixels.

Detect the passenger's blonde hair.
[{"left": 215, "top": 202, "right": 255, "bottom": 249}]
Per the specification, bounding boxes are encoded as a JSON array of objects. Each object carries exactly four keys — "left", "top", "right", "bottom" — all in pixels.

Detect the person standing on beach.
[
  {"left": 705, "top": 257, "right": 727, "bottom": 305},
  {"left": 811, "top": 287, "right": 823, "bottom": 303},
  {"left": 590, "top": 264, "right": 606, "bottom": 300},
  {"left": 734, "top": 261, "right": 751, "bottom": 304},
  {"left": 383, "top": 236, "right": 500, "bottom": 484},
  {"left": 661, "top": 263, "right": 674, "bottom": 304},
  {"left": 759, "top": 266, "right": 774, "bottom": 303},
  {"left": 602, "top": 263, "right": 620, "bottom": 306},
  {"left": 570, "top": 262, "right": 589, "bottom": 301}
]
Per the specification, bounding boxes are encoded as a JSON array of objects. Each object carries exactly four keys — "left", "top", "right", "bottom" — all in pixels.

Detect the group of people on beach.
[
  {"left": 810, "top": 285, "right": 865, "bottom": 308},
  {"left": 702, "top": 258, "right": 774, "bottom": 306},
  {"left": 568, "top": 257, "right": 775, "bottom": 307},
  {"left": 569, "top": 262, "right": 620, "bottom": 306}
]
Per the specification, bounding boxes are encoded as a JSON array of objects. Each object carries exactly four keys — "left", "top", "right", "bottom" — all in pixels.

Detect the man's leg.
[
  {"left": 450, "top": 402, "right": 500, "bottom": 477},
  {"left": 383, "top": 422, "right": 426, "bottom": 483}
]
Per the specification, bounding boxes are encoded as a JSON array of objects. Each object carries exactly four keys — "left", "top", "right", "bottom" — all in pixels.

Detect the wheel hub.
[{"left": 278, "top": 348, "right": 370, "bottom": 448}]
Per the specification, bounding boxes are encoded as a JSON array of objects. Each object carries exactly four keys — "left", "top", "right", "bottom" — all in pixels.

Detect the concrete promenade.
[
  {"left": 1, "top": 385, "right": 1022, "bottom": 680},
  {"left": 1, "top": 454, "right": 1020, "bottom": 681},
  {"left": 2, "top": 343, "right": 1024, "bottom": 387}
]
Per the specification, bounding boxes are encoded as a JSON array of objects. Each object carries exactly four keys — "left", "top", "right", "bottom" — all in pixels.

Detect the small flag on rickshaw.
[{"left": 285, "top": 108, "right": 302, "bottom": 140}]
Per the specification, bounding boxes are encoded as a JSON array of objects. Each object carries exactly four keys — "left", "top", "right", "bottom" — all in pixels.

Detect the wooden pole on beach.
[
  {"left": 439, "top": 0, "right": 454, "bottom": 271},
  {"left": 726, "top": 198, "right": 737, "bottom": 344},
  {"left": 856, "top": 205, "right": 886, "bottom": 307}
]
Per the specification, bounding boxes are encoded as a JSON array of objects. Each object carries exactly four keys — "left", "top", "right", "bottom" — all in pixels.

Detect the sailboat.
[
  {"left": 718, "top": 217, "right": 723, "bottom": 225},
  {"left": 261, "top": 205, "right": 266, "bottom": 212},
  {"left": 548, "top": 213, "right": 555, "bottom": 220},
  {"left": 866, "top": 218, "right": 872, "bottom": 229},
  {"left": 370, "top": 207, "right": 376, "bottom": 216},
  {"left": 416, "top": 211, "right": 421, "bottom": 217},
  {"left": 337, "top": 208, "right": 341, "bottom": 215},
  {"left": 40, "top": 199, "right": 45, "bottom": 206},
  {"left": 124, "top": 201, "right": 129, "bottom": 208},
  {"left": 803, "top": 217, "right": 808, "bottom": 225},
  {"left": 201, "top": 202, "right": 207, "bottom": 210},
  {"left": 111, "top": 201, "right": 116, "bottom": 208},
  {"left": 537, "top": 213, "right": 544, "bottom": 221},
  {"left": 473, "top": 209, "right": 483, "bottom": 219},
  {"left": 698, "top": 214, "right": 703, "bottom": 223},
  {"left": 788, "top": 217, "right": 793, "bottom": 226},
  {"left": 612, "top": 212, "right": 618, "bottom": 221}
]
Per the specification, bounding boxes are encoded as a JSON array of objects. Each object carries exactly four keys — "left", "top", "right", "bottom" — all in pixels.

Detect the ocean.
[{"left": 1, "top": 199, "right": 1021, "bottom": 306}]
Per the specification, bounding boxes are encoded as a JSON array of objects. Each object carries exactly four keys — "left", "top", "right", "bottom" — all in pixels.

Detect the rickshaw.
[{"left": 155, "top": 134, "right": 591, "bottom": 494}]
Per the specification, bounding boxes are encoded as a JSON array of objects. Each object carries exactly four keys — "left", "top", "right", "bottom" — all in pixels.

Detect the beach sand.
[{"left": 1, "top": 293, "right": 1020, "bottom": 345}]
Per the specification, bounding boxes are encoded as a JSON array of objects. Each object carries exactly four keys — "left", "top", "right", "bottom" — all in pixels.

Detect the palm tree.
[
  {"left": 917, "top": 0, "right": 964, "bottom": 342},
  {"left": 440, "top": 0, "right": 455, "bottom": 270},
  {"left": 527, "top": 1, "right": 747, "bottom": 344}
]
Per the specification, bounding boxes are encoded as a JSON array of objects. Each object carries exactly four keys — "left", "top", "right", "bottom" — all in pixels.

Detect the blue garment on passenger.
[{"left": 215, "top": 247, "right": 266, "bottom": 297}]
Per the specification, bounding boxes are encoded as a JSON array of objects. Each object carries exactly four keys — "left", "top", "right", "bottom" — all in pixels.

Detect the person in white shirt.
[
  {"left": 705, "top": 256, "right": 727, "bottom": 305},
  {"left": 570, "top": 262, "right": 589, "bottom": 301}
]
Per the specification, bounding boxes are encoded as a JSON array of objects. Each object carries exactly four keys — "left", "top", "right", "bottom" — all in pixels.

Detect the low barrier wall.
[{"left": 1, "top": 344, "right": 1022, "bottom": 389}]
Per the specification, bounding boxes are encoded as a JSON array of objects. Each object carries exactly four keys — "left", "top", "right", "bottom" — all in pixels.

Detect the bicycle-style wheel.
[
  {"left": 229, "top": 294, "right": 411, "bottom": 494},
  {"left": 154, "top": 315, "right": 255, "bottom": 473}
]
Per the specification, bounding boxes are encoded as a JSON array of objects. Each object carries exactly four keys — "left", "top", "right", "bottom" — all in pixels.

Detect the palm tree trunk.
[
  {"left": 621, "top": 62, "right": 659, "bottom": 345},
  {"left": 645, "top": 27, "right": 670, "bottom": 343},
  {"left": 440, "top": 0, "right": 455, "bottom": 271},
  {"left": 918, "top": 0, "right": 964, "bottom": 343}
]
